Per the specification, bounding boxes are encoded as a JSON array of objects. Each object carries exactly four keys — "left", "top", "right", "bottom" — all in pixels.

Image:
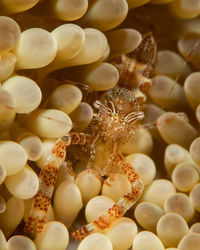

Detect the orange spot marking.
[
  {"left": 52, "top": 142, "right": 67, "bottom": 158},
  {"left": 93, "top": 215, "right": 111, "bottom": 230},
  {"left": 108, "top": 204, "right": 124, "bottom": 219}
]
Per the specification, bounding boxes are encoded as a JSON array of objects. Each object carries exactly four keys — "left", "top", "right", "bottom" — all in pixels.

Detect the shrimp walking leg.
[
  {"left": 24, "top": 132, "right": 90, "bottom": 236},
  {"left": 72, "top": 153, "right": 144, "bottom": 241}
]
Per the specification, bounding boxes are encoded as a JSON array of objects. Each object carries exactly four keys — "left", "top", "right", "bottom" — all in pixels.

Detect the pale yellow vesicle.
[
  {"left": 51, "top": 0, "right": 88, "bottom": 21},
  {"left": 0, "top": 16, "right": 20, "bottom": 51},
  {"left": 0, "top": 0, "right": 39, "bottom": 14},
  {"left": 4, "top": 165, "right": 39, "bottom": 199},
  {"left": 0, "top": 196, "right": 24, "bottom": 238},
  {"left": 53, "top": 181, "right": 83, "bottom": 228},
  {"left": 125, "top": 153, "right": 156, "bottom": 185},
  {"left": 172, "top": 163, "right": 199, "bottom": 192},
  {"left": 7, "top": 235, "right": 36, "bottom": 250},
  {"left": 134, "top": 202, "right": 164, "bottom": 232},
  {"left": 77, "top": 233, "right": 113, "bottom": 250},
  {"left": 13, "top": 28, "right": 57, "bottom": 70},
  {"left": 164, "top": 193, "right": 195, "bottom": 222},
  {"left": 102, "top": 174, "right": 132, "bottom": 202},
  {"left": 85, "top": 195, "right": 115, "bottom": 223},
  {"left": 106, "top": 29, "right": 142, "bottom": 60},
  {"left": 75, "top": 169, "right": 102, "bottom": 205},
  {"left": 20, "top": 108, "right": 72, "bottom": 138},
  {"left": 69, "top": 102, "right": 93, "bottom": 131},
  {"left": 79, "top": 0, "right": 128, "bottom": 31},
  {"left": 140, "top": 179, "right": 176, "bottom": 207},
  {"left": 157, "top": 213, "right": 189, "bottom": 248},
  {"left": 0, "top": 140, "right": 27, "bottom": 176},
  {"left": 105, "top": 217, "right": 138, "bottom": 250},
  {"left": 46, "top": 84, "right": 82, "bottom": 114},
  {"left": 132, "top": 231, "right": 165, "bottom": 250},
  {"left": 34, "top": 221, "right": 69, "bottom": 250},
  {"left": 2, "top": 75, "right": 42, "bottom": 114},
  {"left": 0, "top": 51, "right": 17, "bottom": 81},
  {"left": 155, "top": 50, "right": 191, "bottom": 81}
]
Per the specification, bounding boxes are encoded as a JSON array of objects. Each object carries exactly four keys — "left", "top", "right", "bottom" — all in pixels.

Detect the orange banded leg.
[
  {"left": 73, "top": 161, "right": 144, "bottom": 241},
  {"left": 24, "top": 132, "right": 90, "bottom": 237}
]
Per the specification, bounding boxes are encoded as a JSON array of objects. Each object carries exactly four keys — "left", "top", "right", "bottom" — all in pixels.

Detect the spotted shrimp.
[{"left": 24, "top": 33, "right": 156, "bottom": 240}]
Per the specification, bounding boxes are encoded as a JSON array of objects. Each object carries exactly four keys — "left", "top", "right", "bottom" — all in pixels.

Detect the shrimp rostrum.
[{"left": 24, "top": 85, "right": 145, "bottom": 240}]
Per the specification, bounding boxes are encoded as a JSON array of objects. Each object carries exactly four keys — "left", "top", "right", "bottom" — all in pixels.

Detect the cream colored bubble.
[
  {"left": 0, "top": 196, "right": 24, "bottom": 237},
  {"left": 77, "top": 233, "right": 113, "bottom": 250},
  {"left": 190, "top": 183, "right": 200, "bottom": 211},
  {"left": 169, "top": 0, "right": 200, "bottom": 19},
  {"left": 0, "top": 164, "right": 6, "bottom": 184},
  {"left": 0, "top": 51, "right": 16, "bottom": 81},
  {"left": 47, "top": 84, "right": 82, "bottom": 114},
  {"left": 7, "top": 235, "right": 36, "bottom": 250},
  {"left": 56, "top": 162, "right": 75, "bottom": 187},
  {"left": 0, "top": 141, "right": 27, "bottom": 176},
  {"left": 190, "top": 223, "right": 200, "bottom": 234},
  {"left": 164, "top": 144, "right": 192, "bottom": 176},
  {"left": 155, "top": 50, "right": 191, "bottom": 81},
  {"left": 142, "top": 103, "right": 165, "bottom": 140},
  {"left": 17, "top": 133, "right": 43, "bottom": 161},
  {"left": 5, "top": 165, "right": 39, "bottom": 199},
  {"left": 22, "top": 108, "right": 72, "bottom": 138},
  {"left": 120, "top": 126, "right": 153, "bottom": 155},
  {"left": 184, "top": 72, "right": 200, "bottom": 110},
  {"left": 80, "top": 0, "right": 128, "bottom": 31},
  {"left": 69, "top": 102, "right": 93, "bottom": 131},
  {"left": 2, "top": 75, "right": 42, "bottom": 113},
  {"left": 190, "top": 137, "right": 200, "bottom": 167},
  {"left": 13, "top": 28, "right": 57, "bottom": 69},
  {"left": 134, "top": 201, "right": 164, "bottom": 232},
  {"left": 54, "top": 181, "right": 83, "bottom": 228},
  {"left": 107, "top": 29, "right": 142, "bottom": 60},
  {"left": 132, "top": 231, "right": 165, "bottom": 250},
  {"left": 51, "top": 24, "right": 84, "bottom": 61},
  {"left": 172, "top": 163, "right": 199, "bottom": 192},
  {"left": 102, "top": 173, "right": 132, "bottom": 202},
  {"left": 156, "top": 112, "right": 198, "bottom": 148},
  {"left": 150, "top": 75, "right": 188, "bottom": 111},
  {"left": 85, "top": 195, "right": 115, "bottom": 223},
  {"left": 157, "top": 213, "right": 189, "bottom": 248},
  {"left": 140, "top": 179, "right": 176, "bottom": 207},
  {"left": 0, "top": 0, "right": 39, "bottom": 14},
  {"left": 178, "top": 232, "right": 200, "bottom": 250},
  {"left": 36, "top": 139, "right": 56, "bottom": 168},
  {"left": 105, "top": 217, "right": 138, "bottom": 250},
  {"left": 0, "top": 16, "right": 20, "bottom": 51},
  {"left": 178, "top": 32, "right": 200, "bottom": 69},
  {"left": 63, "top": 28, "right": 107, "bottom": 67},
  {"left": 52, "top": 0, "right": 88, "bottom": 21},
  {"left": 125, "top": 153, "right": 156, "bottom": 185},
  {"left": 0, "top": 230, "right": 7, "bottom": 250},
  {"left": 0, "top": 88, "right": 16, "bottom": 133},
  {"left": 34, "top": 221, "right": 69, "bottom": 250},
  {"left": 164, "top": 193, "right": 195, "bottom": 222},
  {"left": 98, "top": 43, "right": 110, "bottom": 62},
  {"left": 81, "top": 62, "right": 119, "bottom": 91},
  {"left": 75, "top": 169, "right": 102, "bottom": 205},
  {"left": 41, "top": 24, "right": 85, "bottom": 75}
]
